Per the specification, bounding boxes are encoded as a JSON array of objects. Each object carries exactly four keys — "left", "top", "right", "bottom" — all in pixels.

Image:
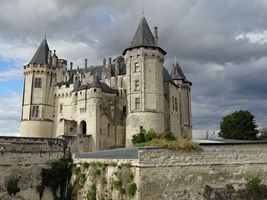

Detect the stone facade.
[
  {"left": 0, "top": 137, "right": 66, "bottom": 200},
  {"left": 73, "top": 143, "right": 267, "bottom": 200},
  {"left": 21, "top": 17, "right": 192, "bottom": 151}
]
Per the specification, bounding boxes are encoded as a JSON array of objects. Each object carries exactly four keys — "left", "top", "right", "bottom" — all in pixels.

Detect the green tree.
[{"left": 219, "top": 110, "right": 259, "bottom": 140}]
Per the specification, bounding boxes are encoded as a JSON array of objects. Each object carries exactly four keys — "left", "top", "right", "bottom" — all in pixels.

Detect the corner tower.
[
  {"left": 123, "top": 17, "right": 166, "bottom": 146},
  {"left": 21, "top": 39, "right": 56, "bottom": 137}
]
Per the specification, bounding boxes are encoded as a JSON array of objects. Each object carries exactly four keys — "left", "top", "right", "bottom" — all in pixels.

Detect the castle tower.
[
  {"left": 171, "top": 60, "right": 192, "bottom": 138},
  {"left": 21, "top": 39, "right": 56, "bottom": 137},
  {"left": 87, "top": 74, "right": 103, "bottom": 150},
  {"left": 123, "top": 17, "right": 166, "bottom": 146}
]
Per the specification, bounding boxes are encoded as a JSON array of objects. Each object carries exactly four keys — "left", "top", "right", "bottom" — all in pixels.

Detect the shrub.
[
  {"left": 6, "top": 177, "right": 20, "bottom": 196},
  {"left": 159, "top": 131, "right": 176, "bottom": 140},
  {"left": 82, "top": 162, "right": 90, "bottom": 169},
  {"left": 87, "top": 184, "right": 96, "bottom": 200},
  {"left": 127, "top": 183, "right": 137, "bottom": 196},
  {"left": 132, "top": 132, "right": 146, "bottom": 144},
  {"left": 144, "top": 129, "right": 158, "bottom": 141},
  {"left": 246, "top": 175, "right": 262, "bottom": 200},
  {"left": 219, "top": 110, "right": 259, "bottom": 140}
]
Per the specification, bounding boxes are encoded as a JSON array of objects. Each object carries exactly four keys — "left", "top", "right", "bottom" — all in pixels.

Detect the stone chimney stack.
[
  {"left": 70, "top": 62, "right": 73, "bottom": 70},
  {"left": 103, "top": 58, "right": 106, "bottom": 65},
  {"left": 85, "top": 59, "right": 88, "bottom": 70},
  {"left": 108, "top": 57, "right": 112, "bottom": 65},
  {"left": 154, "top": 27, "right": 158, "bottom": 45}
]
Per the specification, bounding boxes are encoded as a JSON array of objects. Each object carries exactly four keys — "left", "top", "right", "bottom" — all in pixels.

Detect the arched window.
[{"left": 80, "top": 120, "right": 87, "bottom": 135}]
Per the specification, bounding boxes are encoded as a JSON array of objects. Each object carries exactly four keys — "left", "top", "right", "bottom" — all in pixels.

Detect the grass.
[{"left": 134, "top": 138, "right": 202, "bottom": 152}]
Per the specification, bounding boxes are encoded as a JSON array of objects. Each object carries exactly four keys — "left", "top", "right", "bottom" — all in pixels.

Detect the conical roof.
[
  {"left": 172, "top": 61, "right": 186, "bottom": 80},
  {"left": 90, "top": 73, "right": 101, "bottom": 88},
  {"left": 172, "top": 60, "right": 192, "bottom": 85},
  {"left": 123, "top": 17, "right": 166, "bottom": 55},
  {"left": 29, "top": 38, "right": 49, "bottom": 64},
  {"left": 130, "top": 17, "right": 156, "bottom": 48}
]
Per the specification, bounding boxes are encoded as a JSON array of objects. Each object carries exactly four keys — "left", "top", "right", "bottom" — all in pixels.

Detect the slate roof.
[
  {"left": 130, "top": 17, "right": 156, "bottom": 48},
  {"left": 29, "top": 38, "right": 49, "bottom": 64},
  {"left": 123, "top": 17, "right": 166, "bottom": 55},
  {"left": 172, "top": 61, "right": 192, "bottom": 85},
  {"left": 90, "top": 73, "right": 101, "bottom": 88}
]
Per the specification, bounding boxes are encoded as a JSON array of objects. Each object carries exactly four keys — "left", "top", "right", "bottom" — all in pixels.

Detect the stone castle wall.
[{"left": 73, "top": 143, "right": 267, "bottom": 200}]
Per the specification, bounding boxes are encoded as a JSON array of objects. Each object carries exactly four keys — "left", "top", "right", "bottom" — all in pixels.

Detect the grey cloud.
[{"left": 0, "top": 0, "right": 267, "bottom": 133}]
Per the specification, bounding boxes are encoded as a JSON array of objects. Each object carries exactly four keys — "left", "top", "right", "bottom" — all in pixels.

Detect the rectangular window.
[
  {"left": 175, "top": 98, "right": 178, "bottom": 111},
  {"left": 31, "top": 106, "right": 39, "bottom": 118},
  {"left": 34, "top": 78, "right": 42, "bottom": 88},
  {"left": 134, "top": 80, "right": 140, "bottom": 91},
  {"left": 135, "top": 98, "right": 140, "bottom": 110},
  {"left": 172, "top": 96, "right": 175, "bottom": 110},
  {"left": 134, "top": 63, "right": 140, "bottom": 72},
  {"left": 60, "top": 104, "right": 63, "bottom": 113}
]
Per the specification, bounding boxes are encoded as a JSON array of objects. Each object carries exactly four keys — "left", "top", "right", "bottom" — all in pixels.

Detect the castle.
[{"left": 20, "top": 17, "right": 192, "bottom": 151}]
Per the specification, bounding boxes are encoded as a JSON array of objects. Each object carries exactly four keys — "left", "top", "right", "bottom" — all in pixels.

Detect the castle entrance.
[{"left": 80, "top": 120, "right": 87, "bottom": 135}]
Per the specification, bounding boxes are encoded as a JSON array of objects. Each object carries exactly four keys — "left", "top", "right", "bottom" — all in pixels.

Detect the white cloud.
[
  {"left": 0, "top": 93, "right": 21, "bottom": 135},
  {"left": 236, "top": 31, "right": 267, "bottom": 45}
]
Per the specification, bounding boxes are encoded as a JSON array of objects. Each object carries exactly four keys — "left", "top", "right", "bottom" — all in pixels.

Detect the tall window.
[
  {"left": 60, "top": 104, "right": 63, "bottom": 113},
  {"left": 134, "top": 63, "right": 140, "bottom": 72},
  {"left": 175, "top": 98, "right": 178, "bottom": 111},
  {"left": 32, "top": 106, "right": 39, "bottom": 118},
  {"left": 135, "top": 98, "right": 140, "bottom": 110},
  {"left": 134, "top": 80, "right": 140, "bottom": 91},
  {"left": 34, "top": 78, "right": 42, "bottom": 88},
  {"left": 172, "top": 96, "right": 175, "bottom": 110}
]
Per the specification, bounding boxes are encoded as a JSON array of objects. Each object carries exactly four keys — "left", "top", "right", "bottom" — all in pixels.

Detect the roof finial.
[
  {"left": 174, "top": 56, "right": 177, "bottom": 64},
  {"left": 44, "top": 25, "right": 46, "bottom": 39},
  {"left": 142, "top": 11, "right": 145, "bottom": 17}
]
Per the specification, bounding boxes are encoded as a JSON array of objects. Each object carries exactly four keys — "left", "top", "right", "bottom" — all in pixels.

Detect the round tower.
[
  {"left": 86, "top": 74, "right": 103, "bottom": 150},
  {"left": 123, "top": 17, "right": 166, "bottom": 146},
  {"left": 21, "top": 39, "right": 56, "bottom": 137}
]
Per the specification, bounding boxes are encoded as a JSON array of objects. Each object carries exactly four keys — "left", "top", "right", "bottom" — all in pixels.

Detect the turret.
[
  {"left": 21, "top": 38, "right": 56, "bottom": 137},
  {"left": 123, "top": 17, "right": 166, "bottom": 146},
  {"left": 87, "top": 74, "right": 103, "bottom": 150}
]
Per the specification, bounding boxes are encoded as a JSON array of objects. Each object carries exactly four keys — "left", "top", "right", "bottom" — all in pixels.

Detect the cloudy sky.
[{"left": 0, "top": 0, "right": 267, "bottom": 136}]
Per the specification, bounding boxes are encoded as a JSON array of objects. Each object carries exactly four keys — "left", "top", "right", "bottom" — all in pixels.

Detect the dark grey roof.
[
  {"left": 123, "top": 17, "right": 166, "bottom": 55},
  {"left": 29, "top": 38, "right": 49, "bottom": 64},
  {"left": 171, "top": 61, "right": 192, "bottom": 85},
  {"left": 130, "top": 17, "right": 156, "bottom": 48},
  {"left": 75, "top": 147, "right": 139, "bottom": 159},
  {"left": 163, "top": 67, "right": 172, "bottom": 82},
  {"left": 90, "top": 73, "right": 101, "bottom": 88}
]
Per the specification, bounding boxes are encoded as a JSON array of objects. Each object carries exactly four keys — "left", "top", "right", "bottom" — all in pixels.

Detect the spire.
[
  {"left": 172, "top": 60, "right": 186, "bottom": 80},
  {"left": 130, "top": 17, "right": 156, "bottom": 48},
  {"left": 171, "top": 59, "right": 192, "bottom": 85},
  {"left": 90, "top": 73, "right": 101, "bottom": 88},
  {"left": 29, "top": 38, "right": 50, "bottom": 65},
  {"left": 123, "top": 17, "right": 166, "bottom": 55}
]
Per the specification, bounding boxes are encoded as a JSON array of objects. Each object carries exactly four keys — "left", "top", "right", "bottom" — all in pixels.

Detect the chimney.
[
  {"left": 48, "top": 50, "right": 52, "bottom": 64},
  {"left": 108, "top": 57, "right": 112, "bottom": 65},
  {"left": 70, "top": 62, "right": 73, "bottom": 70},
  {"left": 85, "top": 59, "right": 88, "bottom": 70},
  {"left": 154, "top": 27, "right": 158, "bottom": 45},
  {"left": 103, "top": 58, "right": 106, "bottom": 65}
]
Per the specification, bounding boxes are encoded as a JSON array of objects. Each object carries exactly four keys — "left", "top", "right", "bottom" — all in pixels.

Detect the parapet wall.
[
  {"left": 73, "top": 142, "right": 267, "bottom": 200},
  {"left": 138, "top": 144, "right": 267, "bottom": 200}
]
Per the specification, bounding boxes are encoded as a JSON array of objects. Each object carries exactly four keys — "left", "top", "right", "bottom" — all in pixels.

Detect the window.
[
  {"left": 34, "top": 78, "right": 42, "bottom": 88},
  {"left": 175, "top": 98, "right": 178, "bottom": 111},
  {"left": 107, "top": 124, "right": 110, "bottom": 136},
  {"left": 134, "top": 62, "right": 140, "bottom": 72},
  {"left": 172, "top": 96, "right": 175, "bottom": 110},
  {"left": 31, "top": 106, "right": 39, "bottom": 118},
  {"left": 134, "top": 80, "right": 140, "bottom": 91},
  {"left": 135, "top": 98, "right": 140, "bottom": 110},
  {"left": 60, "top": 104, "right": 63, "bottom": 113}
]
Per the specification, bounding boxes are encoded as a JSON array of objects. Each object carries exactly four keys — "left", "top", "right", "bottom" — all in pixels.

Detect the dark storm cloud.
[{"left": 0, "top": 0, "right": 267, "bottom": 133}]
